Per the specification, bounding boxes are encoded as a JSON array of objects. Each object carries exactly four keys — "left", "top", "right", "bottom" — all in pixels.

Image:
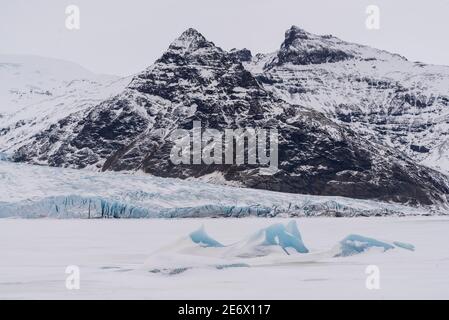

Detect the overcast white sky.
[{"left": 1, "top": 0, "right": 448, "bottom": 76}]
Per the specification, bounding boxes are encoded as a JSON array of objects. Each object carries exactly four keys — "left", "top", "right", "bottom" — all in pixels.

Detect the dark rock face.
[
  {"left": 11, "top": 28, "right": 449, "bottom": 206},
  {"left": 267, "top": 26, "right": 354, "bottom": 68},
  {"left": 410, "top": 145, "right": 430, "bottom": 153},
  {"left": 229, "top": 48, "right": 253, "bottom": 63}
]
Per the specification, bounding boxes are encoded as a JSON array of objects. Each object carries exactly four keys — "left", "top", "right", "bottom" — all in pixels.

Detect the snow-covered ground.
[{"left": 0, "top": 217, "right": 448, "bottom": 299}]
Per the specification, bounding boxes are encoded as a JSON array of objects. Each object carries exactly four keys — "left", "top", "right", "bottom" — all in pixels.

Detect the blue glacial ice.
[
  {"left": 392, "top": 241, "right": 415, "bottom": 251},
  {"left": 189, "top": 226, "right": 224, "bottom": 247},
  {"left": 144, "top": 221, "right": 310, "bottom": 274},
  {"left": 188, "top": 221, "right": 310, "bottom": 258},
  {"left": 0, "top": 194, "right": 273, "bottom": 219},
  {"left": 0, "top": 161, "right": 431, "bottom": 218},
  {"left": 144, "top": 221, "right": 415, "bottom": 274},
  {"left": 255, "top": 221, "right": 309, "bottom": 254},
  {"left": 186, "top": 221, "right": 309, "bottom": 255},
  {"left": 0, "top": 195, "right": 155, "bottom": 219},
  {"left": 335, "top": 234, "right": 415, "bottom": 257},
  {"left": 222, "top": 221, "right": 310, "bottom": 258}
]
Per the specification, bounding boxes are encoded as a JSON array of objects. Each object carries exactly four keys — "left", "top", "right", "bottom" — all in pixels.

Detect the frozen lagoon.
[{"left": 1, "top": 217, "right": 448, "bottom": 299}]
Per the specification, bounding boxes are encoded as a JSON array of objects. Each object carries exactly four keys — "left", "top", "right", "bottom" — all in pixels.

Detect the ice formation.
[
  {"left": 144, "top": 221, "right": 415, "bottom": 274},
  {"left": 334, "top": 234, "right": 415, "bottom": 257},
  {"left": 226, "top": 221, "right": 309, "bottom": 258},
  {"left": 263, "top": 221, "right": 309, "bottom": 254},
  {"left": 0, "top": 161, "right": 435, "bottom": 218},
  {"left": 189, "top": 226, "right": 224, "bottom": 248}
]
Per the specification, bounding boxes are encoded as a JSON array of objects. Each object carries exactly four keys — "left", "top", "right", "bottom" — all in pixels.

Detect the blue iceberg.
[
  {"left": 189, "top": 226, "right": 224, "bottom": 247},
  {"left": 145, "top": 222, "right": 415, "bottom": 274},
  {"left": 335, "top": 234, "right": 415, "bottom": 257},
  {"left": 237, "top": 220, "right": 309, "bottom": 257},
  {"left": 393, "top": 241, "right": 415, "bottom": 251},
  {"left": 189, "top": 221, "right": 309, "bottom": 257},
  {"left": 260, "top": 221, "right": 309, "bottom": 254}
]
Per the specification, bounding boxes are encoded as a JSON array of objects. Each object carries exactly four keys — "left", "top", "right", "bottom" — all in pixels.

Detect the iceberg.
[
  {"left": 228, "top": 221, "right": 309, "bottom": 258},
  {"left": 144, "top": 221, "right": 312, "bottom": 274},
  {"left": 334, "top": 234, "right": 415, "bottom": 257},
  {"left": 189, "top": 226, "right": 224, "bottom": 248},
  {"left": 393, "top": 241, "right": 415, "bottom": 251},
  {"left": 144, "top": 221, "right": 415, "bottom": 274}
]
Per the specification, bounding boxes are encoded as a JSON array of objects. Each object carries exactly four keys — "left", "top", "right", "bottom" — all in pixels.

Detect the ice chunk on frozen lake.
[
  {"left": 261, "top": 221, "right": 309, "bottom": 254},
  {"left": 335, "top": 234, "right": 414, "bottom": 257},
  {"left": 144, "top": 221, "right": 310, "bottom": 273},
  {"left": 392, "top": 241, "right": 415, "bottom": 251},
  {"left": 189, "top": 226, "right": 224, "bottom": 247},
  {"left": 144, "top": 223, "right": 415, "bottom": 274},
  {"left": 224, "top": 221, "right": 309, "bottom": 258}
]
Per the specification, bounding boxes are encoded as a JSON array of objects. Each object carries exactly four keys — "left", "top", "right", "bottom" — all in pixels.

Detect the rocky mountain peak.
[
  {"left": 167, "top": 28, "right": 215, "bottom": 54},
  {"left": 265, "top": 25, "right": 354, "bottom": 67},
  {"left": 283, "top": 25, "right": 313, "bottom": 44},
  {"left": 153, "top": 28, "right": 228, "bottom": 68}
]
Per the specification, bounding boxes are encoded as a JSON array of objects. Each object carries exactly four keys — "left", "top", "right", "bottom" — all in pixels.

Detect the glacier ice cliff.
[{"left": 0, "top": 161, "right": 443, "bottom": 218}]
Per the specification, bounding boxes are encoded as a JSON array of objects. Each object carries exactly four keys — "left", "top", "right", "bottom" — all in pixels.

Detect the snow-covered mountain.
[
  {"left": 244, "top": 26, "right": 449, "bottom": 174},
  {"left": 0, "top": 55, "right": 116, "bottom": 115},
  {"left": 0, "top": 55, "right": 130, "bottom": 153},
  {"left": 4, "top": 28, "right": 449, "bottom": 208}
]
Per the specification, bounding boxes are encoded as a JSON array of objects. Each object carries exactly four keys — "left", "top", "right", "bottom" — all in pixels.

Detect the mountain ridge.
[
  {"left": 2, "top": 27, "right": 449, "bottom": 208},
  {"left": 243, "top": 25, "right": 449, "bottom": 175}
]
